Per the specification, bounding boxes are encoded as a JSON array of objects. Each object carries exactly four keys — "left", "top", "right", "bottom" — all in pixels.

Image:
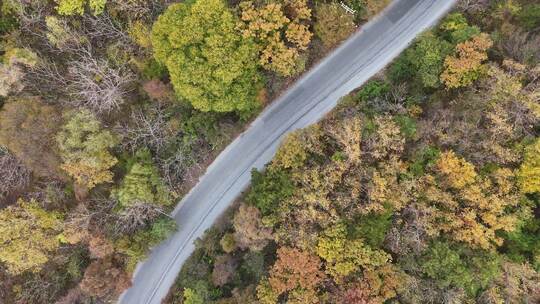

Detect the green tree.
[
  {"left": 353, "top": 207, "right": 393, "bottom": 248},
  {"left": 114, "top": 149, "right": 173, "bottom": 208},
  {"left": 502, "top": 199, "right": 540, "bottom": 270},
  {"left": 56, "top": 109, "right": 117, "bottom": 190},
  {"left": 402, "top": 32, "right": 453, "bottom": 88},
  {"left": 247, "top": 168, "right": 295, "bottom": 216},
  {"left": 421, "top": 241, "right": 501, "bottom": 296},
  {"left": 115, "top": 217, "right": 176, "bottom": 271},
  {"left": 0, "top": 199, "right": 63, "bottom": 275},
  {"left": 152, "top": 0, "right": 261, "bottom": 113},
  {"left": 439, "top": 13, "right": 480, "bottom": 44},
  {"left": 518, "top": 4, "right": 540, "bottom": 30}
]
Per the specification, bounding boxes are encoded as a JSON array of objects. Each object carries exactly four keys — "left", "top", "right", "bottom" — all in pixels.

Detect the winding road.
[{"left": 119, "top": 0, "right": 457, "bottom": 303}]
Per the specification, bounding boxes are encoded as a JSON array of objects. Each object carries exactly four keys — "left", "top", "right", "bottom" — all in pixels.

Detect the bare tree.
[
  {"left": 6, "top": 0, "right": 47, "bottom": 30},
  {"left": 113, "top": 201, "right": 166, "bottom": 235},
  {"left": 0, "top": 147, "right": 30, "bottom": 203},
  {"left": 110, "top": 0, "right": 170, "bottom": 20},
  {"left": 25, "top": 59, "right": 70, "bottom": 101},
  {"left": 0, "top": 64, "right": 25, "bottom": 97},
  {"left": 384, "top": 205, "right": 431, "bottom": 256},
  {"left": 116, "top": 105, "right": 170, "bottom": 154},
  {"left": 27, "top": 180, "right": 69, "bottom": 209},
  {"left": 158, "top": 140, "right": 199, "bottom": 192},
  {"left": 67, "top": 50, "right": 134, "bottom": 113},
  {"left": 82, "top": 13, "right": 131, "bottom": 47},
  {"left": 457, "top": 0, "right": 490, "bottom": 13},
  {"left": 63, "top": 197, "right": 118, "bottom": 239},
  {"left": 499, "top": 30, "right": 540, "bottom": 64},
  {"left": 43, "top": 15, "right": 88, "bottom": 54}
]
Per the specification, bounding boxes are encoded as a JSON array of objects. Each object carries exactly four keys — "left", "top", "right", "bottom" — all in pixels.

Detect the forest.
[
  {"left": 0, "top": 0, "right": 391, "bottom": 303},
  {"left": 165, "top": 1, "right": 540, "bottom": 304}
]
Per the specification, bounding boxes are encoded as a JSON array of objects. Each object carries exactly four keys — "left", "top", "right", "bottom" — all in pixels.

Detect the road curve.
[{"left": 119, "top": 1, "right": 457, "bottom": 303}]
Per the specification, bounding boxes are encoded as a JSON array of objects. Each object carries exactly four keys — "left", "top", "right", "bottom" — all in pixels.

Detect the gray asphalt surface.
[{"left": 118, "top": 1, "right": 457, "bottom": 303}]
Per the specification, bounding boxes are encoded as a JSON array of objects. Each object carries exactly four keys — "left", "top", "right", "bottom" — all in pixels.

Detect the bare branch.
[
  {"left": 67, "top": 50, "right": 134, "bottom": 113},
  {"left": 0, "top": 147, "right": 30, "bottom": 203},
  {"left": 115, "top": 105, "right": 170, "bottom": 154},
  {"left": 113, "top": 201, "right": 165, "bottom": 235}
]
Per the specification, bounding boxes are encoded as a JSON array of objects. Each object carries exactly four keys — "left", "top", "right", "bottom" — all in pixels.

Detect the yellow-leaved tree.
[
  {"left": 238, "top": 0, "right": 312, "bottom": 76},
  {"left": 421, "top": 151, "right": 523, "bottom": 250},
  {"left": 517, "top": 138, "right": 540, "bottom": 194},
  {"left": 56, "top": 109, "right": 118, "bottom": 192},
  {"left": 55, "top": 0, "right": 107, "bottom": 15},
  {"left": 441, "top": 33, "right": 493, "bottom": 89},
  {"left": 0, "top": 199, "right": 64, "bottom": 275}
]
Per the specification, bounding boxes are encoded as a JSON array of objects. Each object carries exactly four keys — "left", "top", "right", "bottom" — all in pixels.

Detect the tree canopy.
[
  {"left": 56, "top": 109, "right": 118, "bottom": 191},
  {"left": 152, "top": 0, "right": 261, "bottom": 113},
  {"left": 0, "top": 199, "right": 63, "bottom": 275}
]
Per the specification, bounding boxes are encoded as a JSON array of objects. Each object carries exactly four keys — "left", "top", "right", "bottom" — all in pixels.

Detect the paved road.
[{"left": 119, "top": 1, "right": 457, "bottom": 303}]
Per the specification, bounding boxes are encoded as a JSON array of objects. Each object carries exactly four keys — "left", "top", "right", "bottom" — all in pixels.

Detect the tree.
[
  {"left": 441, "top": 33, "right": 493, "bottom": 89},
  {"left": 517, "top": 138, "right": 540, "bottom": 194},
  {"left": 326, "top": 116, "right": 363, "bottom": 164},
  {"left": 256, "top": 279, "right": 278, "bottom": 304},
  {"left": 341, "top": 264, "right": 406, "bottom": 304},
  {"left": 366, "top": 115, "right": 405, "bottom": 160},
  {"left": 44, "top": 16, "right": 85, "bottom": 51},
  {"left": 478, "top": 262, "right": 540, "bottom": 304},
  {"left": 56, "top": 109, "right": 117, "bottom": 191},
  {"left": 220, "top": 233, "right": 236, "bottom": 254},
  {"left": 438, "top": 13, "right": 480, "bottom": 44},
  {"left": 67, "top": 51, "right": 133, "bottom": 113},
  {"left": 55, "top": 0, "right": 107, "bottom": 15},
  {"left": 0, "top": 63, "right": 24, "bottom": 97},
  {"left": 152, "top": 0, "right": 261, "bottom": 113},
  {"left": 247, "top": 168, "right": 295, "bottom": 215},
  {"left": 238, "top": 0, "right": 312, "bottom": 76},
  {"left": 268, "top": 247, "right": 325, "bottom": 296},
  {"left": 316, "top": 222, "right": 389, "bottom": 279},
  {"left": 183, "top": 288, "right": 204, "bottom": 304},
  {"left": 314, "top": 2, "right": 355, "bottom": 49},
  {"left": 364, "top": 0, "right": 391, "bottom": 17},
  {"left": 114, "top": 217, "right": 176, "bottom": 271},
  {"left": 114, "top": 201, "right": 165, "bottom": 235},
  {"left": 0, "top": 199, "right": 63, "bottom": 275},
  {"left": 501, "top": 205, "right": 540, "bottom": 270},
  {"left": 114, "top": 149, "right": 173, "bottom": 208},
  {"left": 421, "top": 241, "right": 473, "bottom": 292},
  {"left": 0, "top": 98, "right": 63, "bottom": 178},
  {"left": 212, "top": 254, "right": 236, "bottom": 286},
  {"left": 435, "top": 150, "right": 477, "bottom": 189},
  {"left": 116, "top": 105, "right": 171, "bottom": 154},
  {"left": 88, "top": 235, "right": 114, "bottom": 259},
  {"left": 395, "top": 32, "right": 452, "bottom": 88},
  {"left": 0, "top": 147, "right": 30, "bottom": 203},
  {"left": 79, "top": 257, "right": 131, "bottom": 301},
  {"left": 0, "top": 47, "right": 37, "bottom": 97},
  {"left": 271, "top": 131, "right": 308, "bottom": 169},
  {"left": 233, "top": 204, "right": 273, "bottom": 251},
  {"left": 422, "top": 153, "right": 523, "bottom": 250},
  {"left": 420, "top": 241, "right": 501, "bottom": 296},
  {"left": 517, "top": 4, "right": 540, "bottom": 30}
]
